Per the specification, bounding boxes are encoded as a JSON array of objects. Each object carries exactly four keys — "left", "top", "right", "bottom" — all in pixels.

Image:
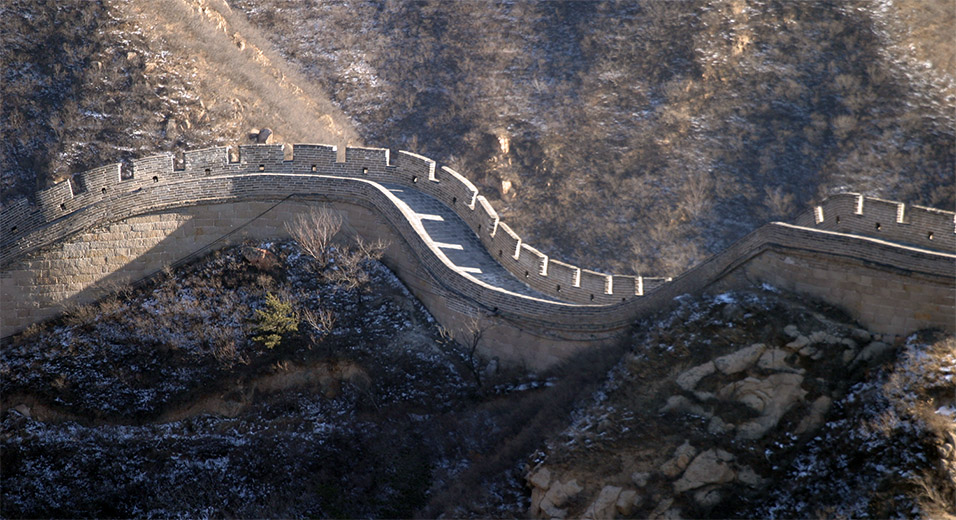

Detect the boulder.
[
  {"left": 842, "top": 348, "right": 858, "bottom": 364},
  {"left": 12, "top": 404, "right": 31, "bottom": 418},
  {"left": 795, "top": 395, "right": 832, "bottom": 435},
  {"left": 648, "top": 498, "right": 675, "bottom": 520},
  {"left": 786, "top": 335, "right": 810, "bottom": 349},
  {"left": 707, "top": 415, "right": 734, "bottom": 435},
  {"left": 783, "top": 324, "right": 801, "bottom": 338},
  {"left": 583, "top": 485, "right": 622, "bottom": 520},
  {"left": 529, "top": 467, "right": 551, "bottom": 490},
  {"left": 730, "top": 373, "right": 807, "bottom": 440},
  {"left": 851, "top": 328, "right": 872, "bottom": 342},
  {"left": 540, "top": 479, "right": 583, "bottom": 518},
  {"left": 256, "top": 127, "right": 273, "bottom": 143},
  {"left": 616, "top": 489, "right": 641, "bottom": 516},
  {"left": 757, "top": 348, "right": 792, "bottom": 371},
  {"left": 631, "top": 471, "right": 651, "bottom": 487},
  {"left": 676, "top": 361, "right": 715, "bottom": 391},
  {"left": 714, "top": 344, "right": 766, "bottom": 375},
  {"left": 659, "top": 440, "right": 698, "bottom": 478},
  {"left": 673, "top": 449, "right": 736, "bottom": 493},
  {"left": 660, "top": 395, "right": 707, "bottom": 416},
  {"left": 693, "top": 486, "right": 723, "bottom": 507},
  {"left": 736, "top": 465, "right": 768, "bottom": 488}
]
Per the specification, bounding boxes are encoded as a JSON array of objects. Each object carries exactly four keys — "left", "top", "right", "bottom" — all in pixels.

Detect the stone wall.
[{"left": 2, "top": 144, "right": 954, "bottom": 368}]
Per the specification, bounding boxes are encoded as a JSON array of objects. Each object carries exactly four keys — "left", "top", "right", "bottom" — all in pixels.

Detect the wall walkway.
[{"left": 2, "top": 144, "right": 953, "bottom": 368}]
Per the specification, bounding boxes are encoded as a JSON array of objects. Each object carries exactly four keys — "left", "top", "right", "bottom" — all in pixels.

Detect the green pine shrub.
[{"left": 252, "top": 292, "right": 299, "bottom": 349}]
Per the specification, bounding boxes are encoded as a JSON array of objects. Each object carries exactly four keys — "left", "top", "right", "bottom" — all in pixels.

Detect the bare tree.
[
  {"left": 355, "top": 236, "right": 388, "bottom": 261},
  {"left": 302, "top": 306, "right": 336, "bottom": 355},
  {"left": 285, "top": 207, "right": 342, "bottom": 268},
  {"left": 324, "top": 236, "right": 390, "bottom": 291},
  {"left": 302, "top": 306, "right": 336, "bottom": 336},
  {"left": 439, "top": 314, "right": 492, "bottom": 390}
]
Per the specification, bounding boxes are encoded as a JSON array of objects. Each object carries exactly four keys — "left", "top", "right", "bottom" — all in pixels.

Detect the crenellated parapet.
[
  {"left": 796, "top": 193, "right": 955, "bottom": 252},
  {"left": 1, "top": 144, "right": 678, "bottom": 305},
  {"left": 1, "top": 143, "right": 953, "bottom": 319},
  {"left": 1, "top": 144, "right": 954, "bottom": 366}
]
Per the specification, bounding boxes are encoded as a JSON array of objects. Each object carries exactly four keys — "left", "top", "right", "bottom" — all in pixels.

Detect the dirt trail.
[
  {"left": 2, "top": 360, "right": 369, "bottom": 426},
  {"left": 117, "top": 0, "right": 360, "bottom": 150}
]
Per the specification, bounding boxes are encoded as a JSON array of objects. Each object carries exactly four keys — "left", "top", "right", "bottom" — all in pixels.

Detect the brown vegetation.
[
  {"left": 1, "top": 0, "right": 357, "bottom": 203},
  {"left": 233, "top": 0, "right": 954, "bottom": 276}
]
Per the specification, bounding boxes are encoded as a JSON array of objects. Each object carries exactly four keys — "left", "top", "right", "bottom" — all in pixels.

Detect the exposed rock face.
[
  {"left": 854, "top": 341, "right": 892, "bottom": 364},
  {"left": 660, "top": 440, "right": 698, "bottom": 478},
  {"left": 660, "top": 395, "right": 707, "bottom": 416},
  {"left": 676, "top": 361, "right": 715, "bottom": 391},
  {"left": 583, "top": 485, "right": 622, "bottom": 520},
  {"left": 615, "top": 489, "right": 640, "bottom": 516},
  {"left": 528, "top": 467, "right": 584, "bottom": 519},
  {"left": 524, "top": 292, "right": 931, "bottom": 520},
  {"left": 673, "top": 449, "right": 736, "bottom": 493},
  {"left": 714, "top": 343, "right": 766, "bottom": 374},
  {"left": 241, "top": 246, "right": 278, "bottom": 270},
  {"left": 756, "top": 347, "right": 795, "bottom": 371},
  {"left": 736, "top": 465, "right": 768, "bottom": 488},
  {"left": 718, "top": 373, "right": 807, "bottom": 440},
  {"left": 795, "top": 395, "right": 832, "bottom": 435}
]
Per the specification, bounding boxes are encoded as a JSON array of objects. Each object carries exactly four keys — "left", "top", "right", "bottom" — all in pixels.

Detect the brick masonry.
[{"left": 1, "top": 144, "right": 954, "bottom": 369}]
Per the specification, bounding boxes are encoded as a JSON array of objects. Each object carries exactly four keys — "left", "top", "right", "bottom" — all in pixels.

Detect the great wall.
[{"left": 1, "top": 144, "right": 954, "bottom": 368}]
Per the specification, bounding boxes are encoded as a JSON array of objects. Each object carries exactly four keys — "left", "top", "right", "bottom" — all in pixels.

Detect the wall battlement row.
[
  {"left": 796, "top": 193, "right": 956, "bottom": 252},
  {"left": 3, "top": 144, "right": 954, "bottom": 307},
  {"left": 1, "top": 144, "right": 678, "bottom": 305}
]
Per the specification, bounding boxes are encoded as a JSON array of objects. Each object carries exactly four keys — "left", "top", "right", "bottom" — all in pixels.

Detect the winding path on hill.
[{"left": 1, "top": 144, "right": 954, "bottom": 368}]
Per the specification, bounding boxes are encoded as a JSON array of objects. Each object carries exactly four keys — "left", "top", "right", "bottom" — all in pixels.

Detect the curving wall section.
[
  {"left": 1, "top": 144, "right": 672, "bottom": 306},
  {"left": 2, "top": 144, "right": 954, "bottom": 368}
]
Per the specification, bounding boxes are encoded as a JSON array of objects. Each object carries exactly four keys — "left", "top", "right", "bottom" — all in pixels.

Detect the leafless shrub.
[
  {"left": 764, "top": 186, "right": 796, "bottom": 219},
  {"left": 213, "top": 335, "right": 245, "bottom": 367},
  {"left": 285, "top": 208, "right": 342, "bottom": 268},
  {"left": 302, "top": 307, "right": 336, "bottom": 337},
  {"left": 439, "top": 315, "right": 492, "bottom": 390},
  {"left": 355, "top": 236, "right": 389, "bottom": 261},
  {"left": 63, "top": 302, "right": 98, "bottom": 327}
]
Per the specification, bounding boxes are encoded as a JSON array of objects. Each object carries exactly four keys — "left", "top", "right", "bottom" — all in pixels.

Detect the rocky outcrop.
[
  {"left": 719, "top": 372, "right": 807, "bottom": 440},
  {"left": 659, "top": 441, "right": 698, "bottom": 478},
  {"left": 526, "top": 303, "right": 902, "bottom": 519},
  {"left": 673, "top": 449, "right": 736, "bottom": 493},
  {"left": 528, "top": 467, "right": 584, "bottom": 519},
  {"left": 713, "top": 343, "right": 766, "bottom": 375}
]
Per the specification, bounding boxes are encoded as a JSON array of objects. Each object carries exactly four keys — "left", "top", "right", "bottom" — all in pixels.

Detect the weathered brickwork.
[
  {"left": 795, "top": 193, "right": 955, "bottom": 252},
  {"left": 1, "top": 144, "right": 953, "bottom": 368}
]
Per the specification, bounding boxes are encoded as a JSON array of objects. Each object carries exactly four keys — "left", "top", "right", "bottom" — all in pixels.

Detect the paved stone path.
[{"left": 382, "top": 183, "right": 563, "bottom": 302}]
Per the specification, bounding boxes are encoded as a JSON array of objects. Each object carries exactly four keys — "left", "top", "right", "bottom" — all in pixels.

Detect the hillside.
[
  {"left": 1, "top": 0, "right": 358, "bottom": 203},
  {"left": 1, "top": 0, "right": 954, "bottom": 518},
  {"left": 527, "top": 291, "right": 955, "bottom": 519},
  {"left": 229, "top": 0, "right": 955, "bottom": 275},
  {"left": 3, "top": 243, "right": 952, "bottom": 517},
  {"left": 3, "top": 0, "right": 953, "bottom": 276},
  {"left": 1, "top": 240, "right": 619, "bottom": 518}
]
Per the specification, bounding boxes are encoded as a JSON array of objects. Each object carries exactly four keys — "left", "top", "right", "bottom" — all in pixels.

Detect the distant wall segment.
[{"left": 2, "top": 144, "right": 954, "bottom": 368}]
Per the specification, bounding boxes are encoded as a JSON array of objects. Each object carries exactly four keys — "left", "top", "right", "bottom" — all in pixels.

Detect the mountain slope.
[{"left": 1, "top": 0, "right": 358, "bottom": 203}]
